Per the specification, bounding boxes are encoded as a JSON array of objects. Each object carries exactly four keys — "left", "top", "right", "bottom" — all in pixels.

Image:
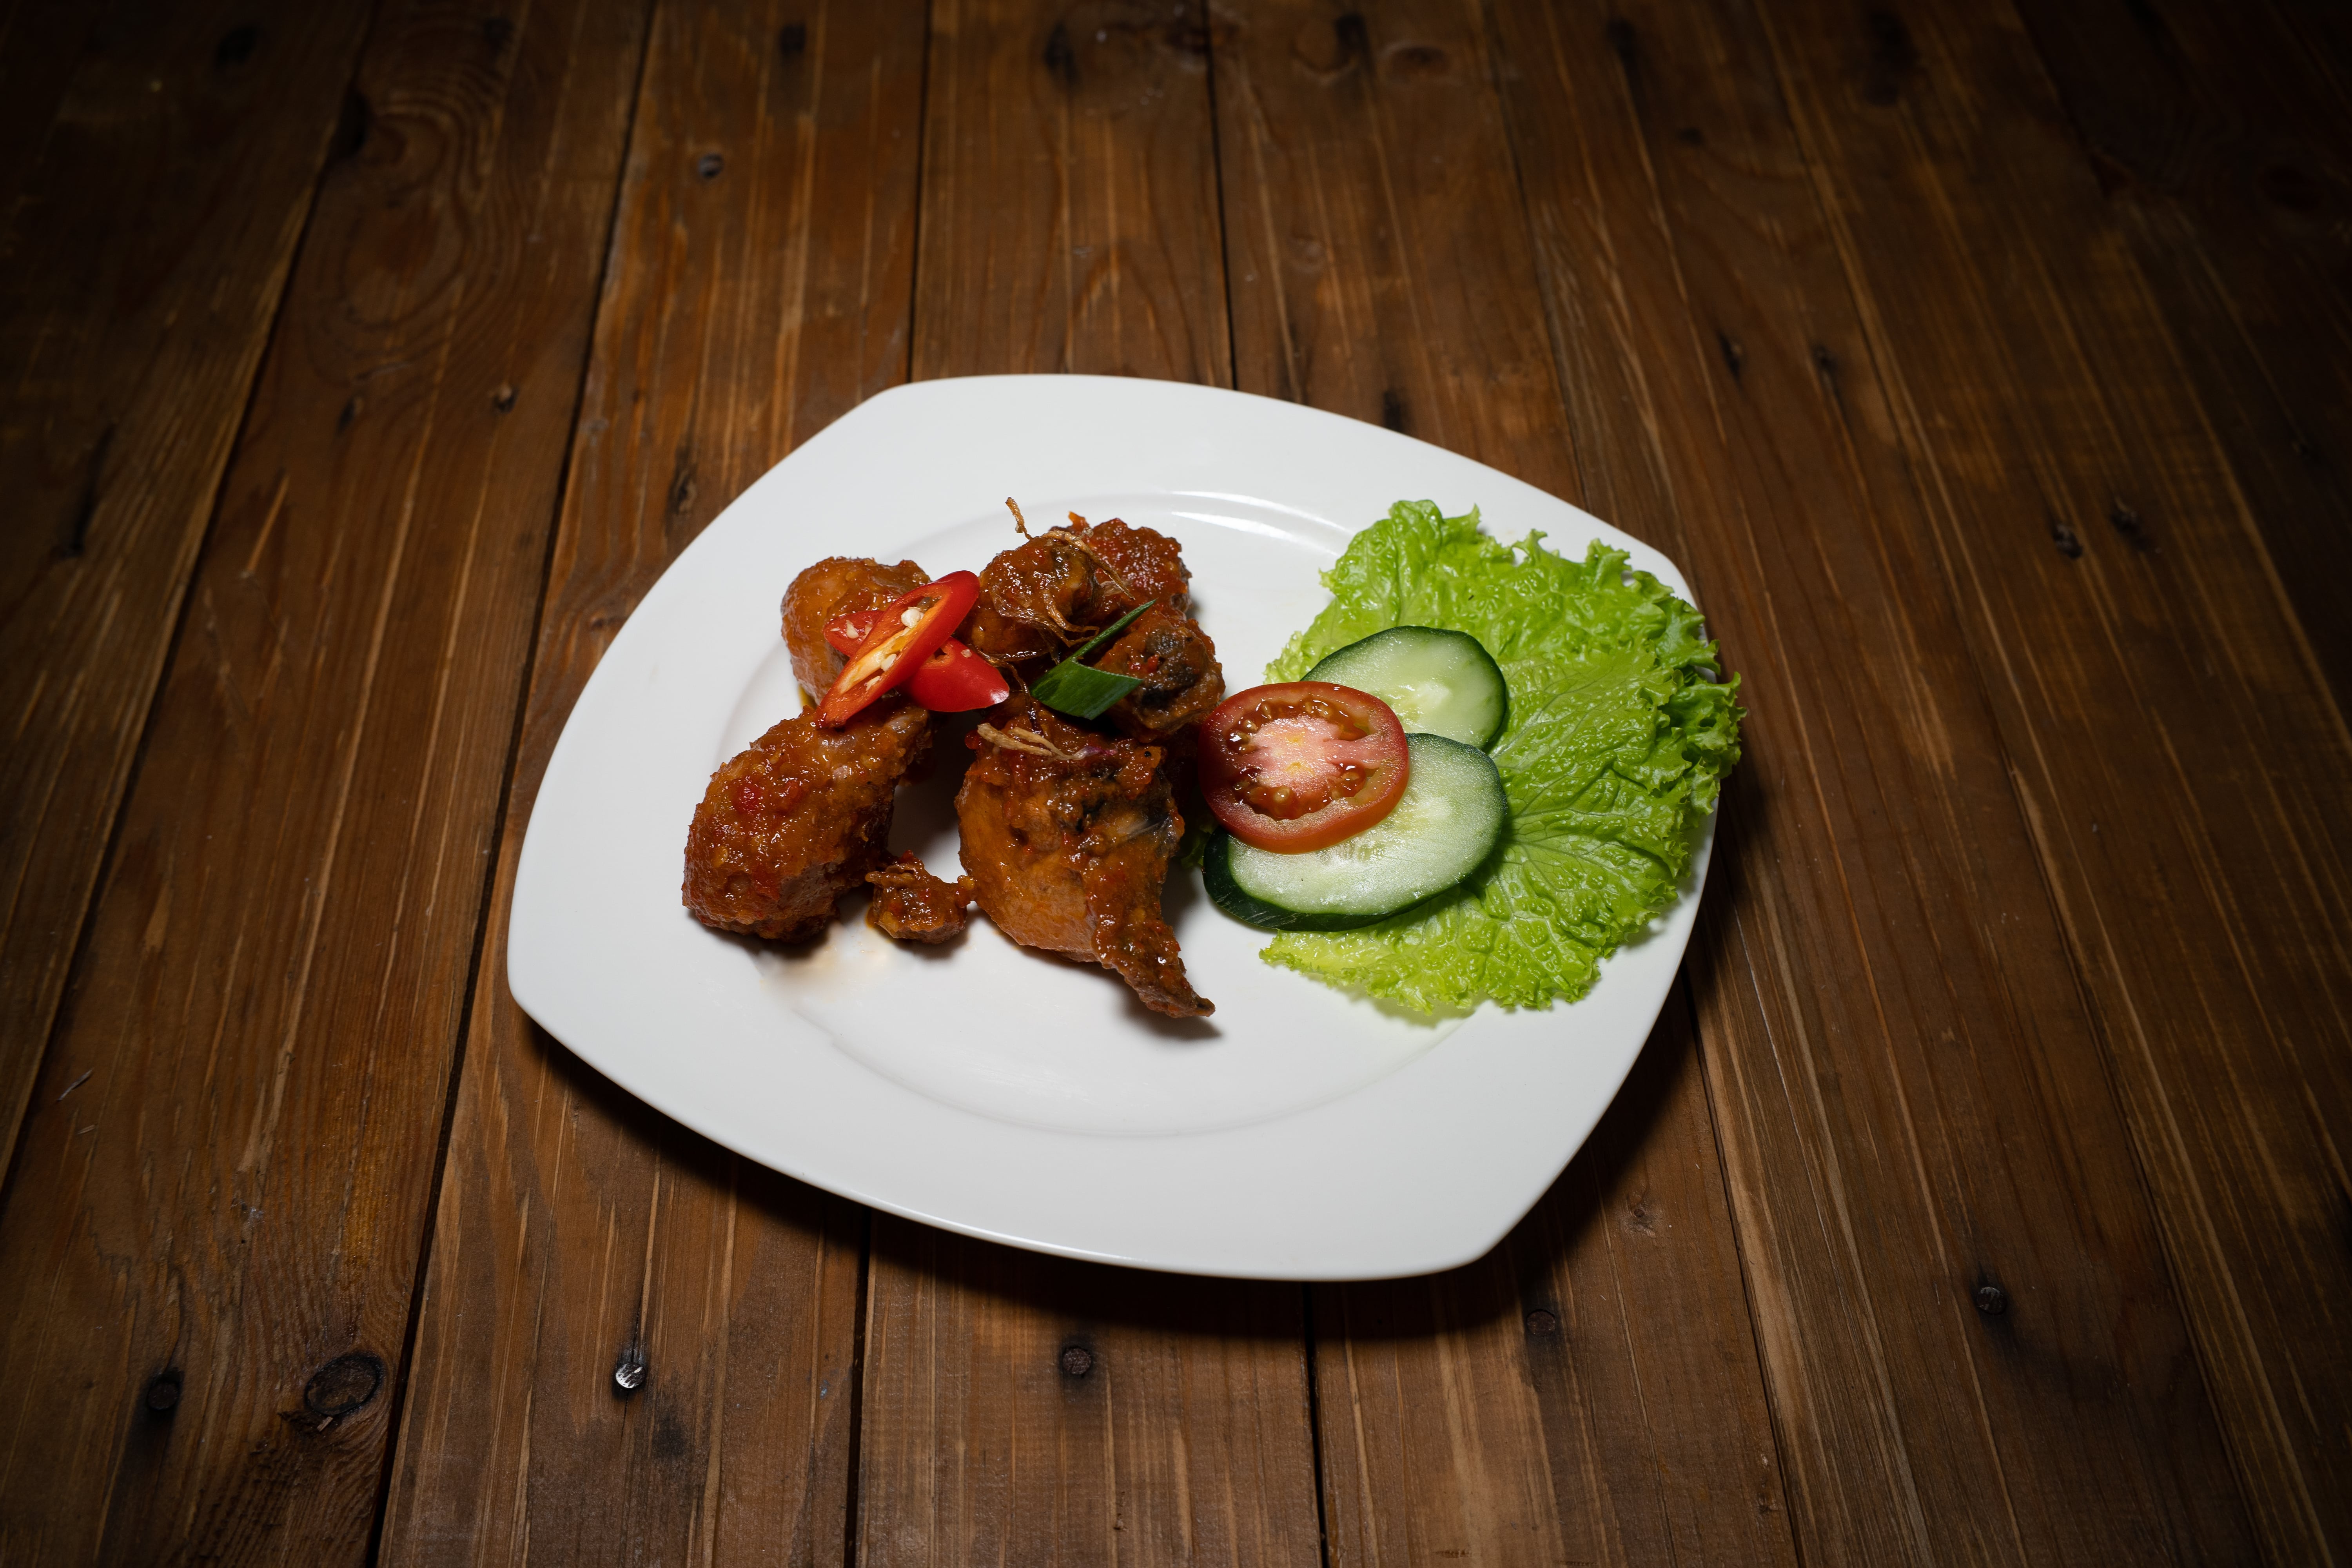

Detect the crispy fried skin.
[
  {"left": 955, "top": 697, "right": 1211, "bottom": 1017},
  {"left": 781, "top": 556, "right": 928, "bottom": 694},
  {"left": 683, "top": 699, "right": 930, "bottom": 941},
  {"left": 865, "top": 852, "right": 975, "bottom": 944}
]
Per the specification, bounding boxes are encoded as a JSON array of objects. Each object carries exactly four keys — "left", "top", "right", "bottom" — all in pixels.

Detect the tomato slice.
[
  {"left": 824, "top": 607, "right": 1009, "bottom": 712},
  {"left": 815, "top": 572, "right": 981, "bottom": 726},
  {"left": 1198, "top": 681, "right": 1411, "bottom": 852}
]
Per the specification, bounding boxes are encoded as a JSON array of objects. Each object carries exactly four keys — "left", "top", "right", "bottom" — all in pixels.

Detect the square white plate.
[{"left": 509, "top": 374, "right": 1713, "bottom": 1279}]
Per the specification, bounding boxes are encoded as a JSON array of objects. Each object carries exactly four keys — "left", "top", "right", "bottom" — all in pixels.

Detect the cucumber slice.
[
  {"left": 1205, "top": 733, "right": 1508, "bottom": 930},
  {"left": 1305, "top": 626, "right": 1508, "bottom": 748}
]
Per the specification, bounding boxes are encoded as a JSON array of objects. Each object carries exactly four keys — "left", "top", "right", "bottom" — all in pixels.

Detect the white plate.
[{"left": 509, "top": 375, "right": 1713, "bottom": 1279}]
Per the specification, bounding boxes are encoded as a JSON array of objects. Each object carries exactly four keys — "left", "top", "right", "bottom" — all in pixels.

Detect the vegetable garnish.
[
  {"left": 1252, "top": 501, "right": 1742, "bottom": 1012},
  {"left": 825, "top": 609, "right": 1009, "bottom": 712},
  {"left": 1028, "top": 598, "right": 1158, "bottom": 720},
  {"left": 1205, "top": 732, "right": 1507, "bottom": 929},
  {"left": 815, "top": 571, "right": 981, "bottom": 726},
  {"left": 1198, "top": 681, "right": 1410, "bottom": 852}
]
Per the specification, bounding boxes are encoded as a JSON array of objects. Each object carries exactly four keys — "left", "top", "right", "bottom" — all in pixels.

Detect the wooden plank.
[
  {"left": 860, "top": 1231, "right": 1317, "bottom": 1568},
  {"left": 1755, "top": 0, "right": 2352, "bottom": 1557},
  {"left": 1210, "top": 4, "right": 1798, "bottom": 1562},
  {"left": 376, "top": 1, "right": 927, "bottom": 1560},
  {"left": 0, "top": 0, "right": 647, "bottom": 1558},
  {"left": 1216, "top": 3, "right": 1569, "bottom": 474},
  {"left": 2005, "top": 0, "right": 2352, "bottom": 699},
  {"left": 1312, "top": 998, "right": 1794, "bottom": 1566},
  {"left": 1485, "top": 2, "right": 2262, "bottom": 1559},
  {"left": 911, "top": 0, "right": 1232, "bottom": 383},
  {"left": 0, "top": 0, "right": 371, "bottom": 1188},
  {"left": 849, "top": 5, "right": 1320, "bottom": 1563}
]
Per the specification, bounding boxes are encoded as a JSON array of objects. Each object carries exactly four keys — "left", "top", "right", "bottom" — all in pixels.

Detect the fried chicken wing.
[
  {"left": 782, "top": 555, "right": 928, "bottom": 694},
  {"left": 955, "top": 697, "right": 1211, "bottom": 1017},
  {"left": 684, "top": 698, "right": 931, "bottom": 941}
]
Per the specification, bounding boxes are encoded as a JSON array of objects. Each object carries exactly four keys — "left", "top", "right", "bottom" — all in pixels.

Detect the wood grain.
[
  {"left": 2009, "top": 0, "right": 2352, "bottom": 701},
  {"left": 1210, "top": 4, "right": 1798, "bottom": 1562},
  {"left": 1757, "top": 0, "right": 2352, "bottom": 1556},
  {"left": 0, "top": 1, "right": 649, "bottom": 1558},
  {"left": 848, "top": 5, "right": 1322, "bottom": 1563},
  {"left": 861, "top": 1231, "right": 1317, "bottom": 1568},
  {"left": 377, "top": 1, "right": 927, "bottom": 1560},
  {"left": 1485, "top": 0, "right": 2259, "bottom": 1560},
  {"left": 913, "top": 0, "right": 1232, "bottom": 383},
  {"left": 1216, "top": 0, "right": 1572, "bottom": 490},
  {"left": 1313, "top": 998, "right": 1795, "bottom": 1567},
  {"left": 0, "top": 0, "right": 371, "bottom": 1189}
]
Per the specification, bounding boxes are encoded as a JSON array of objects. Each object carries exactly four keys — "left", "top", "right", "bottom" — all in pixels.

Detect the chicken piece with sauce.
[
  {"left": 865, "top": 852, "right": 974, "bottom": 944},
  {"left": 682, "top": 699, "right": 930, "bottom": 941},
  {"left": 683, "top": 558, "right": 936, "bottom": 942},
  {"left": 960, "top": 511, "right": 1222, "bottom": 739},
  {"left": 781, "top": 555, "right": 928, "bottom": 694},
  {"left": 955, "top": 697, "right": 1212, "bottom": 1018}
]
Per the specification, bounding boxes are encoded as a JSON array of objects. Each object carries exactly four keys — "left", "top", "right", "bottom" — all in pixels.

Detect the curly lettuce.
[{"left": 1256, "top": 501, "right": 1741, "bottom": 1011}]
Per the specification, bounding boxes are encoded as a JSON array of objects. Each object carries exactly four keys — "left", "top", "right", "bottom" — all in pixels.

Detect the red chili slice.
[
  {"left": 1198, "top": 681, "right": 1411, "bottom": 852},
  {"left": 825, "top": 607, "right": 1009, "bottom": 712},
  {"left": 815, "top": 572, "right": 981, "bottom": 726}
]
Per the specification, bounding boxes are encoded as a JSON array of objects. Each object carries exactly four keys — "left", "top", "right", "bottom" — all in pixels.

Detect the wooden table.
[{"left": 3, "top": 0, "right": 2345, "bottom": 1561}]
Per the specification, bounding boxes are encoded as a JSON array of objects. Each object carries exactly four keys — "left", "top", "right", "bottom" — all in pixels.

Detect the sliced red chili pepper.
[
  {"left": 905, "top": 638, "right": 1010, "bottom": 711},
  {"left": 815, "top": 571, "right": 981, "bottom": 726},
  {"left": 823, "top": 610, "right": 878, "bottom": 659},
  {"left": 824, "top": 607, "right": 1008, "bottom": 712}
]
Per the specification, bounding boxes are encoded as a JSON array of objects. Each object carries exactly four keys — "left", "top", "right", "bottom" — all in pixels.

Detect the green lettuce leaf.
[{"left": 1255, "top": 500, "right": 1741, "bottom": 1011}]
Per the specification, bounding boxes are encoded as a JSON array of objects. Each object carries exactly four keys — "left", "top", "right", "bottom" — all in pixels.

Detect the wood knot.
[
  {"left": 779, "top": 22, "right": 807, "bottom": 59},
  {"left": 1059, "top": 1343, "right": 1095, "bottom": 1377},
  {"left": 1604, "top": 17, "right": 1639, "bottom": 77},
  {"left": 2107, "top": 498, "right": 2152, "bottom": 551},
  {"left": 303, "top": 1352, "right": 383, "bottom": 1418},
  {"left": 2257, "top": 163, "right": 2321, "bottom": 213},
  {"left": 1525, "top": 1308, "right": 1561, "bottom": 1336},
  {"left": 1860, "top": 9, "right": 1918, "bottom": 106},
  {"left": 333, "top": 89, "right": 372, "bottom": 162},
  {"left": 1292, "top": 15, "right": 1367, "bottom": 75},
  {"left": 1382, "top": 42, "right": 1449, "bottom": 79},
  {"left": 145, "top": 1371, "right": 183, "bottom": 1415},
  {"left": 2048, "top": 518, "right": 2083, "bottom": 559},
  {"left": 1044, "top": 22, "right": 1079, "bottom": 87},
  {"left": 697, "top": 152, "right": 726, "bottom": 180},
  {"left": 215, "top": 24, "right": 259, "bottom": 69},
  {"left": 1334, "top": 13, "right": 1371, "bottom": 65}
]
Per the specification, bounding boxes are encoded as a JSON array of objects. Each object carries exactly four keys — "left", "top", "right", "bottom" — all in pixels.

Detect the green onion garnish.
[{"left": 1031, "top": 599, "right": 1156, "bottom": 720}]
